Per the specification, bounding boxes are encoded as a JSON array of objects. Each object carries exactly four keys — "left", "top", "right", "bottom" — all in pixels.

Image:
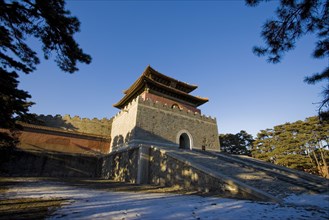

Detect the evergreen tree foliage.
[
  {"left": 0, "top": 70, "right": 34, "bottom": 147},
  {"left": 0, "top": 0, "right": 91, "bottom": 147},
  {"left": 219, "top": 130, "right": 253, "bottom": 156},
  {"left": 252, "top": 116, "right": 329, "bottom": 178},
  {"left": 246, "top": 0, "right": 329, "bottom": 118}
]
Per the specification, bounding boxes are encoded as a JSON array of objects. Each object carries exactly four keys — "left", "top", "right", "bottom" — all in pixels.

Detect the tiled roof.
[{"left": 114, "top": 66, "right": 208, "bottom": 109}]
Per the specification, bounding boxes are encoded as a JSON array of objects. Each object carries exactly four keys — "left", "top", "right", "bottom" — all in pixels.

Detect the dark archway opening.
[{"left": 179, "top": 133, "right": 190, "bottom": 149}]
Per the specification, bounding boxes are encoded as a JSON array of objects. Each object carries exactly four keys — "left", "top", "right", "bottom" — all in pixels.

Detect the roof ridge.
[{"left": 146, "top": 65, "right": 198, "bottom": 89}]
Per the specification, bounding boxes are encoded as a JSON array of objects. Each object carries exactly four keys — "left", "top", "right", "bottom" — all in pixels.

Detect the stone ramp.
[
  {"left": 195, "top": 149, "right": 329, "bottom": 193},
  {"left": 100, "top": 145, "right": 328, "bottom": 203},
  {"left": 156, "top": 147, "right": 328, "bottom": 202}
]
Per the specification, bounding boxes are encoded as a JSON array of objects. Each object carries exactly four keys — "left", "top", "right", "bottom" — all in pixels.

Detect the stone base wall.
[
  {"left": 0, "top": 144, "right": 284, "bottom": 202},
  {"left": 98, "top": 145, "right": 274, "bottom": 201},
  {"left": 100, "top": 147, "right": 139, "bottom": 183},
  {"left": 0, "top": 148, "right": 100, "bottom": 177}
]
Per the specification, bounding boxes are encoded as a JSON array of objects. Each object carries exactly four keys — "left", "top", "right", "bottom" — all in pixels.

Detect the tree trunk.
[
  {"left": 319, "top": 148, "right": 329, "bottom": 178},
  {"left": 312, "top": 150, "right": 323, "bottom": 177}
]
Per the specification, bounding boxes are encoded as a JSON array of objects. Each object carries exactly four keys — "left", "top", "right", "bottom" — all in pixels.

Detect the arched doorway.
[
  {"left": 179, "top": 133, "right": 190, "bottom": 149},
  {"left": 176, "top": 130, "right": 193, "bottom": 150}
]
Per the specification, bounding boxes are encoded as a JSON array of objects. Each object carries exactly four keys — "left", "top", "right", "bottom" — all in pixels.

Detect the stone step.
[
  {"left": 159, "top": 147, "right": 328, "bottom": 200},
  {"left": 196, "top": 150, "right": 329, "bottom": 193}
]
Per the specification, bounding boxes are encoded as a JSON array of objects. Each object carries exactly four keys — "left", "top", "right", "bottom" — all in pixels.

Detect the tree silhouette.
[
  {"left": 246, "top": 0, "right": 329, "bottom": 118},
  {"left": 0, "top": 0, "right": 91, "bottom": 147},
  {"left": 219, "top": 130, "right": 253, "bottom": 156}
]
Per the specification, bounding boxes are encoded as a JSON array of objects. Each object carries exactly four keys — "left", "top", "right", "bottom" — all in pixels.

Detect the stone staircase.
[
  {"left": 196, "top": 149, "right": 328, "bottom": 193},
  {"left": 156, "top": 147, "right": 329, "bottom": 201}
]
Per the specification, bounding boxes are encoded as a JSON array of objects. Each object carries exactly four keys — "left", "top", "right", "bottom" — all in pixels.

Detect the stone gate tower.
[{"left": 110, "top": 66, "right": 220, "bottom": 152}]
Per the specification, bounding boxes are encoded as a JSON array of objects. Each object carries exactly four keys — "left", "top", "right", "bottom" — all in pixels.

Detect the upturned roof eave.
[
  {"left": 113, "top": 76, "right": 146, "bottom": 109},
  {"left": 123, "top": 70, "right": 146, "bottom": 95},
  {"left": 146, "top": 66, "right": 198, "bottom": 92}
]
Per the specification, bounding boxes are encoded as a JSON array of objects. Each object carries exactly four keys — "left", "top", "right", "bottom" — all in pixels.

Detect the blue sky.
[{"left": 19, "top": 0, "right": 327, "bottom": 136}]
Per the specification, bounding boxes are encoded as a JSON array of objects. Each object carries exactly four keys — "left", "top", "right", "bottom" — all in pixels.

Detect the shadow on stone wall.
[
  {"left": 147, "top": 148, "right": 255, "bottom": 200},
  {"left": 99, "top": 144, "right": 240, "bottom": 197},
  {"left": 100, "top": 147, "right": 139, "bottom": 183},
  {"left": 32, "top": 114, "right": 113, "bottom": 136},
  {"left": 32, "top": 114, "right": 78, "bottom": 131},
  {"left": 99, "top": 145, "right": 283, "bottom": 202},
  {"left": 111, "top": 127, "right": 178, "bottom": 151},
  {"left": 0, "top": 148, "right": 101, "bottom": 178}
]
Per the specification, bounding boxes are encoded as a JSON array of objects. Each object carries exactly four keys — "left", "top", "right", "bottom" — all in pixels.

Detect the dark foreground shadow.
[
  {"left": 0, "top": 196, "right": 68, "bottom": 220},
  {"left": 0, "top": 148, "right": 100, "bottom": 178}
]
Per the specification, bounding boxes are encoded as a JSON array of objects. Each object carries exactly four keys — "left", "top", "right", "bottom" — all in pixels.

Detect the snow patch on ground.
[
  {"left": 2, "top": 180, "right": 328, "bottom": 220},
  {"left": 284, "top": 193, "right": 329, "bottom": 209}
]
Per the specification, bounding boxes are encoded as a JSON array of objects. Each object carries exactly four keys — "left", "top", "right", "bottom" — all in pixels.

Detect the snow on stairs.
[{"left": 155, "top": 147, "right": 328, "bottom": 203}]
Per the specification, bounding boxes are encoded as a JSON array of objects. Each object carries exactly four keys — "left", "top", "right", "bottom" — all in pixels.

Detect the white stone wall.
[{"left": 110, "top": 98, "right": 139, "bottom": 151}]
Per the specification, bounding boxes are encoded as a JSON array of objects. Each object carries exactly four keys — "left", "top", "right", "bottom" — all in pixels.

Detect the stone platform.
[{"left": 101, "top": 145, "right": 329, "bottom": 203}]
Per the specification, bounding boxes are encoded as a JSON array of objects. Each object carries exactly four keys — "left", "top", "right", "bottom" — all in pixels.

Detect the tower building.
[{"left": 110, "top": 66, "right": 220, "bottom": 152}]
